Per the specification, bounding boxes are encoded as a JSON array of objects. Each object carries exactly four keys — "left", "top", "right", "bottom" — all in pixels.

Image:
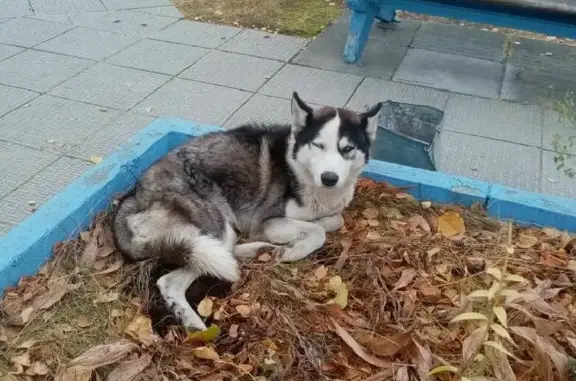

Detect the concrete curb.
[{"left": 0, "top": 118, "right": 574, "bottom": 291}]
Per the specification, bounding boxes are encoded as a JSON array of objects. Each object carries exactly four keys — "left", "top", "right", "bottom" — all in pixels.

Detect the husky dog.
[{"left": 113, "top": 92, "right": 382, "bottom": 331}]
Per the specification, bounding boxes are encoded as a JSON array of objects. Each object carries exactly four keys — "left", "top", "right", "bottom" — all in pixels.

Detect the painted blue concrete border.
[{"left": 0, "top": 118, "right": 575, "bottom": 292}]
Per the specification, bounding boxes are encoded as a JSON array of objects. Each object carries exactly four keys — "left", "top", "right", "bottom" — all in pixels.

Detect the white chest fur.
[{"left": 285, "top": 184, "right": 355, "bottom": 221}]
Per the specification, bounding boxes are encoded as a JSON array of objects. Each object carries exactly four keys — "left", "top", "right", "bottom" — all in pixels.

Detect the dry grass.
[{"left": 173, "top": 0, "right": 345, "bottom": 37}]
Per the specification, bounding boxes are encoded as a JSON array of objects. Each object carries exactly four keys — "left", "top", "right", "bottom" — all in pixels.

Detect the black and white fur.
[{"left": 112, "top": 92, "right": 382, "bottom": 331}]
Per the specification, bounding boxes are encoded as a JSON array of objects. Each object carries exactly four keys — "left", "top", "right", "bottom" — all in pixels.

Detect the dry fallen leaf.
[
  {"left": 258, "top": 252, "right": 272, "bottom": 262},
  {"left": 89, "top": 155, "right": 103, "bottom": 164},
  {"left": 329, "top": 281, "right": 348, "bottom": 309},
  {"left": 76, "top": 315, "right": 91, "bottom": 328},
  {"left": 516, "top": 234, "right": 538, "bottom": 249},
  {"left": 124, "top": 315, "right": 161, "bottom": 347},
  {"left": 26, "top": 361, "right": 49, "bottom": 376},
  {"left": 408, "top": 214, "right": 431, "bottom": 232},
  {"left": 235, "top": 305, "right": 251, "bottom": 317},
  {"left": 192, "top": 346, "right": 220, "bottom": 361},
  {"left": 366, "top": 331, "right": 411, "bottom": 357},
  {"left": 462, "top": 326, "right": 488, "bottom": 362},
  {"left": 396, "top": 366, "right": 410, "bottom": 381},
  {"left": 327, "top": 275, "right": 343, "bottom": 292},
  {"left": 11, "top": 352, "right": 31, "bottom": 368},
  {"left": 197, "top": 297, "right": 213, "bottom": 318},
  {"left": 106, "top": 354, "right": 152, "bottom": 381},
  {"left": 314, "top": 265, "right": 328, "bottom": 280},
  {"left": 331, "top": 320, "right": 392, "bottom": 369},
  {"left": 392, "top": 269, "right": 417, "bottom": 292},
  {"left": 437, "top": 211, "right": 465, "bottom": 237},
  {"left": 412, "top": 340, "right": 432, "bottom": 381},
  {"left": 56, "top": 366, "right": 92, "bottom": 381},
  {"left": 95, "top": 292, "right": 119, "bottom": 304},
  {"left": 68, "top": 341, "right": 138, "bottom": 369}
]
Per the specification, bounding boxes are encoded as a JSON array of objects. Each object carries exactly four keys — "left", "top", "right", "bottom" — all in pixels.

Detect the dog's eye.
[
  {"left": 312, "top": 142, "right": 324, "bottom": 150},
  {"left": 341, "top": 145, "right": 354, "bottom": 153}
]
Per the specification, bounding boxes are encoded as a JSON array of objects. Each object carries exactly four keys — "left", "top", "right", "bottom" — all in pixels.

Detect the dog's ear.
[
  {"left": 291, "top": 92, "right": 312, "bottom": 134},
  {"left": 360, "top": 102, "right": 382, "bottom": 142}
]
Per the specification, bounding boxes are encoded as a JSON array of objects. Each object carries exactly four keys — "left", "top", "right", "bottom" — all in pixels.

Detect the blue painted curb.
[{"left": 0, "top": 118, "right": 575, "bottom": 292}]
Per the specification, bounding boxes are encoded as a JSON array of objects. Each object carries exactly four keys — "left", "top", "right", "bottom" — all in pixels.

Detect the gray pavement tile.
[
  {"left": 0, "top": 95, "right": 122, "bottom": 152},
  {"left": 36, "top": 27, "right": 140, "bottom": 60},
  {"left": 0, "top": 84, "right": 38, "bottom": 117},
  {"left": 0, "top": 1, "right": 33, "bottom": 18},
  {"left": 224, "top": 94, "right": 323, "bottom": 128},
  {"left": 179, "top": 50, "right": 283, "bottom": 92},
  {"left": 0, "top": 18, "right": 10, "bottom": 24},
  {"left": 411, "top": 22, "right": 506, "bottom": 62},
  {"left": 0, "top": 49, "right": 94, "bottom": 92},
  {"left": 0, "top": 17, "right": 72, "bottom": 47},
  {"left": 291, "top": 22, "right": 406, "bottom": 80},
  {"left": 30, "top": 0, "right": 104, "bottom": 15},
  {"left": 509, "top": 37, "right": 576, "bottom": 74},
  {"left": 133, "top": 6, "right": 184, "bottom": 18},
  {"left": 435, "top": 130, "right": 541, "bottom": 192},
  {"left": 219, "top": 29, "right": 308, "bottom": 61},
  {"left": 0, "top": 221, "right": 12, "bottom": 236},
  {"left": 69, "top": 10, "right": 175, "bottom": 37},
  {"left": 0, "top": 43, "right": 24, "bottom": 61},
  {"left": 66, "top": 112, "right": 154, "bottom": 159},
  {"left": 136, "top": 78, "right": 251, "bottom": 125},
  {"left": 541, "top": 150, "right": 576, "bottom": 199},
  {"left": 501, "top": 64, "right": 576, "bottom": 104},
  {"left": 542, "top": 109, "right": 576, "bottom": 155},
  {"left": 27, "top": 14, "right": 71, "bottom": 23},
  {"left": 102, "top": 0, "right": 172, "bottom": 9},
  {"left": 442, "top": 94, "right": 543, "bottom": 147},
  {"left": 49, "top": 63, "right": 170, "bottom": 110},
  {"left": 0, "top": 140, "right": 59, "bottom": 199},
  {"left": 346, "top": 78, "right": 449, "bottom": 111},
  {"left": 106, "top": 39, "right": 208, "bottom": 75},
  {"left": 259, "top": 64, "right": 363, "bottom": 107},
  {"left": 0, "top": 156, "right": 91, "bottom": 225},
  {"left": 150, "top": 20, "right": 240, "bottom": 48},
  {"left": 393, "top": 49, "right": 504, "bottom": 99}
]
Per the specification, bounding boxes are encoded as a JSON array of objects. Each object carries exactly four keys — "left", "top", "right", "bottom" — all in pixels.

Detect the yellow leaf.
[
  {"left": 428, "top": 365, "right": 458, "bottom": 376},
  {"left": 191, "top": 346, "right": 220, "bottom": 361},
  {"left": 197, "top": 297, "right": 213, "bottom": 318},
  {"left": 486, "top": 267, "right": 502, "bottom": 280},
  {"left": 89, "top": 155, "right": 103, "bottom": 164},
  {"left": 437, "top": 211, "right": 465, "bottom": 237},
  {"left": 483, "top": 341, "right": 514, "bottom": 358},
  {"left": 567, "top": 260, "right": 576, "bottom": 271},
  {"left": 421, "top": 201, "right": 432, "bottom": 209},
  {"left": 493, "top": 306, "right": 507, "bottom": 328},
  {"left": 327, "top": 276, "right": 343, "bottom": 292},
  {"left": 329, "top": 282, "right": 348, "bottom": 309},
  {"left": 503, "top": 274, "right": 526, "bottom": 283},
  {"left": 186, "top": 324, "right": 221, "bottom": 343},
  {"left": 314, "top": 265, "right": 328, "bottom": 280},
  {"left": 468, "top": 290, "right": 489, "bottom": 298},
  {"left": 450, "top": 312, "right": 488, "bottom": 323},
  {"left": 488, "top": 281, "right": 501, "bottom": 300},
  {"left": 490, "top": 324, "right": 515, "bottom": 345}
]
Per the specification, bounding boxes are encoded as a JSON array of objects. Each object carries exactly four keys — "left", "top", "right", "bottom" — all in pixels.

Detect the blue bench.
[{"left": 344, "top": 0, "right": 576, "bottom": 64}]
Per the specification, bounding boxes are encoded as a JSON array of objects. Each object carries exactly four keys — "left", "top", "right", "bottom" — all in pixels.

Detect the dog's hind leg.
[
  {"left": 261, "top": 218, "right": 326, "bottom": 262},
  {"left": 310, "top": 214, "right": 344, "bottom": 232}
]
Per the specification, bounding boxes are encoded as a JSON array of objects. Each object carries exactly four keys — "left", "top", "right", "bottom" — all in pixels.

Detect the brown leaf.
[
  {"left": 94, "top": 292, "right": 119, "bottom": 303},
  {"left": 11, "top": 352, "right": 31, "bottom": 367},
  {"left": 510, "top": 326, "right": 567, "bottom": 374},
  {"left": 462, "top": 326, "right": 488, "bottom": 362},
  {"left": 412, "top": 340, "right": 432, "bottom": 381},
  {"left": 76, "top": 315, "right": 91, "bottom": 328},
  {"left": 314, "top": 265, "right": 328, "bottom": 280},
  {"left": 68, "top": 341, "right": 138, "bottom": 369},
  {"left": 366, "top": 332, "right": 411, "bottom": 357},
  {"left": 124, "top": 315, "right": 161, "bottom": 347},
  {"left": 534, "top": 317, "right": 564, "bottom": 336},
  {"left": 191, "top": 346, "right": 220, "bottom": 361},
  {"left": 257, "top": 252, "right": 272, "bottom": 262},
  {"left": 437, "top": 211, "right": 465, "bottom": 237},
  {"left": 32, "top": 280, "right": 80, "bottom": 311},
  {"left": 516, "top": 234, "right": 538, "bottom": 249},
  {"left": 392, "top": 269, "right": 416, "bottom": 292},
  {"left": 395, "top": 366, "right": 409, "bottom": 381},
  {"left": 322, "top": 304, "right": 370, "bottom": 329},
  {"left": 197, "top": 297, "right": 213, "bottom": 318},
  {"left": 331, "top": 320, "right": 392, "bottom": 368},
  {"left": 80, "top": 235, "right": 99, "bottom": 268},
  {"left": 106, "top": 354, "right": 152, "bottom": 381},
  {"left": 362, "top": 207, "right": 379, "bottom": 219},
  {"left": 408, "top": 215, "right": 431, "bottom": 232},
  {"left": 485, "top": 345, "right": 516, "bottom": 381},
  {"left": 235, "top": 305, "right": 251, "bottom": 317},
  {"left": 56, "top": 366, "right": 92, "bottom": 381},
  {"left": 26, "top": 361, "right": 49, "bottom": 376}
]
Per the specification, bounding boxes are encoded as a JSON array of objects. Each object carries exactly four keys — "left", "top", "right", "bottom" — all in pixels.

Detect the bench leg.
[{"left": 343, "top": 8, "right": 377, "bottom": 64}]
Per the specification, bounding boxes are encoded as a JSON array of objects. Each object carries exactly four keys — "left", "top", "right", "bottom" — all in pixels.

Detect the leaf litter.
[{"left": 1, "top": 179, "right": 576, "bottom": 380}]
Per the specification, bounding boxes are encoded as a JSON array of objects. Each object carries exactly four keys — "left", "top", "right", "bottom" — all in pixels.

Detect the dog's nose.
[{"left": 321, "top": 172, "right": 339, "bottom": 187}]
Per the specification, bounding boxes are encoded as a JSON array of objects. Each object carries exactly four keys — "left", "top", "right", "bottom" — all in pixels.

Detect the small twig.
[{"left": 334, "top": 240, "right": 352, "bottom": 270}]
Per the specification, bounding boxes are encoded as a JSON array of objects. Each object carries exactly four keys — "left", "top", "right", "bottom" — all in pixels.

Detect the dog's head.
[{"left": 288, "top": 92, "right": 382, "bottom": 189}]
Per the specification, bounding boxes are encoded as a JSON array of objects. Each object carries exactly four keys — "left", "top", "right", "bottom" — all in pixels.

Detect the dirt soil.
[{"left": 1, "top": 179, "right": 576, "bottom": 381}]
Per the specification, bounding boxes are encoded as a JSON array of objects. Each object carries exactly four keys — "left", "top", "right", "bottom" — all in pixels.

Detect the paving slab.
[
  {"left": 150, "top": 20, "right": 240, "bottom": 48},
  {"left": 292, "top": 21, "right": 407, "bottom": 80},
  {"left": 28, "top": 13, "right": 71, "bottom": 23},
  {"left": 0, "top": 49, "right": 94, "bottom": 92},
  {"left": 66, "top": 112, "right": 154, "bottom": 159},
  {"left": 30, "top": 0, "right": 104, "bottom": 15},
  {"left": 219, "top": 29, "right": 308, "bottom": 61},
  {"left": 133, "top": 6, "right": 183, "bottom": 18},
  {"left": 259, "top": 64, "right": 363, "bottom": 107},
  {"left": 501, "top": 64, "right": 576, "bottom": 104},
  {"left": 35, "top": 27, "right": 140, "bottom": 60},
  {"left": 69, "top": 10, "right": 175, "bottom": 37},
  {"left": 0, "top": 85, "right": 38, "bottom": 117},
  {"left": 0, "top": 221, "right": 11, "bottom": 236},
  {"left": 0, "top": 156, "right": 91, "bottom": 226},
  {"left": 411, "top": 22, "right": 506, "bottom": 62},
  {"left": 136, "top": 78, "right": 251, "bottom": 125},
  {"left": 102, "top": 0, "right": 172, "bottom": 10},
  {"left": 509, "top": 37, "right": 576, "bottom": 73},
  {"left": 346, "top": 77, "right": 449, "bottom": 111},
  {"left": 224, "top": 94, "right": 323, "bottom": 128},
  {"left": 179, "top": 50, "right": 283, "bottom": 92},
  {"left": 0, "top": 17, "right": 72, "bottom": 47},
  {"left": 541, "top": 150, "right": 576, "bottom": 198},
  {"left": 49, "top": 63, "right": 170, "bottom": 110},
  {"left": 0, "top": 1, "right": 33, "bottom": 18},
  {"left": 435, "top": 130, "right": 542, "bottom": 192},
  {"left": 542, "top": 109, "right": 576, "bottom": 155},
  {"left": 106, "top": 39, "right": 207, "bottom": 75},
  {"left": 0, "top": 95, "right": 122, "bottom": 152},
  {"left": 394, "top": 49, "right": 504, "bottom": 99},
  {"left": 0, "top": 43, "right": 24, "bottom": 61},
  {"left": 442, "top": 94, "right": 543, "bottom": 147},
  {"left": 0, "top": 140, "right": 59, "bottom": 199}
]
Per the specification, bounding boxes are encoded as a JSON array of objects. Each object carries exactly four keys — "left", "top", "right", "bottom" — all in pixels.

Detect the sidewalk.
[{"left": 0, "top": 1, "right": 575, "bottom": 235}]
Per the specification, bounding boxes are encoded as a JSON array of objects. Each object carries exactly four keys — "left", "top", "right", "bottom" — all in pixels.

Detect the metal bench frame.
[{"left": 344, "top": 0, "right": 576, "bottom": 64}]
